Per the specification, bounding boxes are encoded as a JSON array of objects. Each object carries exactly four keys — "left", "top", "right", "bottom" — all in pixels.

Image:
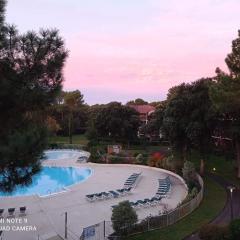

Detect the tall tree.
[
  {"left": 211, "top": 31, "right": 240, "bottom": 177},
  {"left": 163, "top": 83, "right": 191, "bottom": 162},
  {"left": 0, "top": 1, "right": 68, "bottom": 191},
  {"left": 186, "top": 79, "right": 216, "bottom": 174},
  {"left": 63, "top": 90, "right": 84, "bottom": 143},
  {"left": 87, "top": 102, "right": 140, "bottom": 143},
  {"left": 163, "top": 79, "right": 215, "bottom": 165}
]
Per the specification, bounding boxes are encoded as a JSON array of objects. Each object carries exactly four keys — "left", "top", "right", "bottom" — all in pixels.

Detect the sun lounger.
[
  {"left": 8, "top": 208, "right": 15, "bottom": 217},
  {"left": 109, "top": 191, "right": 120, "bottom": 198},
  {"left": 86, "top": 194, "right": 96, "bottom": 202},
  {"left": 19, "top": 206, "right": 26, "bottom": 216},
  {"left": 123, "top": 187, "right": 132, "bottom": 194},
  {"left": 0, "top": 209, "right": 3, "bottom": 217},
  {"left": 124, "top": 173, "right": 141, "bottom": 188},
  {"left": 116, "top": 189, "right": 126, "bottom": 195}
]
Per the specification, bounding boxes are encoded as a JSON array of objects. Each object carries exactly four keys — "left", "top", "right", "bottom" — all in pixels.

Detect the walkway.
[{"left": 186, "top": 173, "right": 240, "bottom": 240}]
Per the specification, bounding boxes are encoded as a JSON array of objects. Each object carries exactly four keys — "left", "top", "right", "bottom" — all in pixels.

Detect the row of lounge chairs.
[
  {"left": 156, "top": 176, "right": 171, "bottom": 198},
  {"left": 0, "top": 207, "right": 26, "bottom": 218},
  {"left": 112, "top": 176, "right": 172, "bottom": 210},
  {"left": 112, "top": 197, "right": 162, "bottom": 210},
  {"left": 123, "top": 173, "right": 141, "bottom": 188},
  {"left": 86, "top": 187, "right": 132, "bottom": 202},
  {"left": 86, "top": 172, "right": 141, "bottom": 202}
]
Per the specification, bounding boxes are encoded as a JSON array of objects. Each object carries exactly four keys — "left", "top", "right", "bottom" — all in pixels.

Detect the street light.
[{"left": 227, "top": 186, "right": 235, "bottom": 221}]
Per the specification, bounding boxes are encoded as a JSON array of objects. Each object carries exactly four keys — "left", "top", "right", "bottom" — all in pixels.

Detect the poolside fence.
[{"left": 80, "top": 174, "right": 204, "bottom": 240}]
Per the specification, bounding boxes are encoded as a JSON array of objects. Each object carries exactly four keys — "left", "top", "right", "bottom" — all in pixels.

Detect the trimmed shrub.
[{"left": 111, "top": 201, "right": 138, "bottom": 236}]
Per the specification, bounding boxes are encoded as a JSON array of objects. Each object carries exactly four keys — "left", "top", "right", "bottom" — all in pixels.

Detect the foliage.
[
  {"left": 199, "top": 224, "right": 230, "bottom": 240},
  {"left": 229, "top": 219, "right": 240, "bottom": 239},
  {"left": 0, "top": 125, "right": 48, "bottom": 192},
  {"left": 126, "top": 98, "right": 148, "bottom": 105},
  {"left": 147, "top": 152, "right": 165, "bottom": 167},
  {"left": 87, "top": 102, "right": 140, "bottom": 143},
  {"left": 111, "top": 201, "right": 138, "bottom": 235},
  {"left": 49, "top": 134, "right": 89, "bottom": 145},
  {"left": 163, "top": 79, "right": 215, "bottom": 163},
  {"left": 135, "top": 153, "right": 144, "bottom": 164},
  {"left": 181, "top": 187, "right": 199, "bottom": 204},
  {"left": 49, "top": 90, "right": 88, "bottom": 142},
  {"left": 87, "top": 145, "right": 106, "bottom": 163},
  {"left": 46, "top": 116, "right": 61, "bottom": 135},
  {"left": 182, "top": 161, "right": 196, "bottom": 182},
  {"left": 0, "top": 1, "right": 67, "bottom": 191},
  {"left": 210, "top": 30, "right": 240, "bottom": 177},
  {"left": 141, "top": 101, "right": 166, "bottom": 137}
]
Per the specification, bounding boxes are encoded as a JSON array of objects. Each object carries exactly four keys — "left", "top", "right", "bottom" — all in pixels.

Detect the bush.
[
  {"left": 199, "top": 224, "right": 230, "bottom": 240},
  {"left": 229, "top": 219, "right": 240, "bottom": 239},
  {"left": 187, "top": 178, "right": 201, "bottom": 192},
  {"left": 111, "top": 201, "right": 138, "bottom": 236},
  {"left": 181, "top": 187, "right": 199, "bottom": 205},
  {"left": 182, "top": 161, "right": 196, "bottom": 182},
  {"left": 87, "top": 145, "right": 106, "bottom": 163},
  {"left": 135, "top": 154, "right": 144, "bottom": 164}
]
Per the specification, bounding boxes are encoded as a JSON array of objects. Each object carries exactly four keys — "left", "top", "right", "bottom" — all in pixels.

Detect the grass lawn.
[
  {"left": 127, "top": 177, "right": 227, "bottom": 240},
  {"left": 49, "top": 134, "right": 89, "bottom": 145},
  {"left": 188, "top": 151, "right": 240, "bottom": 187}
]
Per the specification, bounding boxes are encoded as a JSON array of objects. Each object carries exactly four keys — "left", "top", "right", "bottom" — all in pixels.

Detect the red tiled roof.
[{"left": 129, "top": 104, "right": 155, "bottom": 114}]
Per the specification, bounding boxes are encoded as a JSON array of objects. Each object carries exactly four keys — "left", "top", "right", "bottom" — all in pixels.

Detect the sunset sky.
[{"left": 6, "top": 0, "right": 240, "bottom": 104}]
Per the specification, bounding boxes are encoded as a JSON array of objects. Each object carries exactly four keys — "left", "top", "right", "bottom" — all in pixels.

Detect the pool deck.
[{"left": 0, "top": 159, "right": 188, "bottom": 240}]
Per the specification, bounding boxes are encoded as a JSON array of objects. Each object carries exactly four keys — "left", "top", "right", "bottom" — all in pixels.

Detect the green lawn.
[
  {"left": 127, "top": 177, "right": 227, "bottom": 240},
  {"left": 188, "top": 151, "right": 240, "bottom": 187},
  {"left": 49, "top": 134, "right": 89, "bottom": 145}
]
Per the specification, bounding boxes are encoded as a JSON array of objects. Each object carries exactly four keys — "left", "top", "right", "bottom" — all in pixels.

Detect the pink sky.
[{"left": 6, "top": 0, "right": 240, "bottom": 104}]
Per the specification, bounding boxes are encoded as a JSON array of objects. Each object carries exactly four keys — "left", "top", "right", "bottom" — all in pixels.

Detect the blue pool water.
[
  {"left": 43, "top": 150, "right": 79, "bottom": 160},
  {"left": 0, "top": 167, "right": 92, "bottom": 197}
]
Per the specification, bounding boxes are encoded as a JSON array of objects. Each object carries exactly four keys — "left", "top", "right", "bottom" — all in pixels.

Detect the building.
[{"left": 129, "top": 104, "right": 155, "bottom": 124}]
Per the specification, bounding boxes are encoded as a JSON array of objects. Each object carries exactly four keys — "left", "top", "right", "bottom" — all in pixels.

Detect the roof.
[{"left": 129, "top": 104, "right": 156, "bottom": 115}]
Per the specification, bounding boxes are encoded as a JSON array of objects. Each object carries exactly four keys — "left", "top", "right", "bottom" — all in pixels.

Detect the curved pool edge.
[
  {"left": 0, "top": 166, "right": 93, "bottom": 198},
  {"left": 43, "top": 149, "right": 90, "bottom": 161},
  {"left": 40, "top": 166, "right": 94, "bottom": 198}
]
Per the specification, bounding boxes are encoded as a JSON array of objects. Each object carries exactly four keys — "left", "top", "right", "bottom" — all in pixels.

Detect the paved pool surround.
[{"left": 0, "top": 159, "right": 188, "bottom": 240}]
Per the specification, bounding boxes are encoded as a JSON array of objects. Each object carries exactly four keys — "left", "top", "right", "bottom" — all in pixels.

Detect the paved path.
[{"left": 185, "top": 173, "right": 240, "bottom": 240}]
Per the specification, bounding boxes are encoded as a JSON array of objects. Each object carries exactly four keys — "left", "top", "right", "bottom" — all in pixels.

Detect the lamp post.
[{"left": 227, "top": 186, "right": 235, "bottom": 221}]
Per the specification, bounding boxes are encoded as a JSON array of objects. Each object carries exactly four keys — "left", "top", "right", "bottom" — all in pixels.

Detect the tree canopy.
[
  {"left": 111, "top": 201, "right": 138, "bottom": 235},
  {"left": 49, "top": 90, "right": 87, "bottom": 142},
  {"left": 0, "top": 0, "right": 68, "bottom": 191},
  {"left": 210, "top": 30, "right": 240, "bottom": 177},
  {"left": 163, "top": 79, "right": 215, "bottom": 162},
  {"left": 126, "top": 98, "right": 148, "bottom": 105},
  {"left": 87, "top": 102, "right": 140, "bottom": 143}
]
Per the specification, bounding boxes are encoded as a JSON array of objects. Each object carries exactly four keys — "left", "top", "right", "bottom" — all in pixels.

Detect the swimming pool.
[
  {"left": 43, "top": 150, "right": 90, "bottom": 161},
  {"left": 0, "top": 167, "right": 92, "bottom": 197}
]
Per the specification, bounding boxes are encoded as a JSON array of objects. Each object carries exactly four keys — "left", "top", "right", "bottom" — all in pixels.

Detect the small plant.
[
  {"left": 135, "top": 153, "right": 144, "bottom": 164},
  {"left": 111, "top": 201, "right": 138, "bottom": 236}
]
